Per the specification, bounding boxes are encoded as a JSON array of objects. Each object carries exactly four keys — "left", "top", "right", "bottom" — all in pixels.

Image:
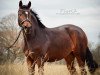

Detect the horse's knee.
[
  {"left": 28, "top": 68, "right": 35, "bottom": 75},
  {"left": 80, "top": 67, "right": 87, "bottom": 75},
  {"left": 38, "top": 67, "right": 44, "bottom": 75},
  {"left": 67, "top": 65, "right": 78, "bottom": 75},
  {"left": 66, "top": 61, "right": 77, "bottom": 75}
]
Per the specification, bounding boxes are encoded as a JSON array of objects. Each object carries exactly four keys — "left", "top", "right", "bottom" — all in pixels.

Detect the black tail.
[{"left": 86, "top": 47, "right": 98, "bottom": 73}]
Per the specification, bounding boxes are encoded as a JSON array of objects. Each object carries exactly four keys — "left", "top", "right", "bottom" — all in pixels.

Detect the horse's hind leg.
[
  {"left": 73, "top": 51, "right": 87, "bottom": 75},
  {"left": 27, "top": 56, "right": 35, "bottom": 75},
  {"left": 64, "top": 52, "right": 78, "bottom": 75}
]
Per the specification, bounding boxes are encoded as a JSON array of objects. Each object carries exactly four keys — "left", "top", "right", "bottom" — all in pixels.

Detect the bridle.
[{"left": 18, "top": 9, "right": 32, "bottom": 27}]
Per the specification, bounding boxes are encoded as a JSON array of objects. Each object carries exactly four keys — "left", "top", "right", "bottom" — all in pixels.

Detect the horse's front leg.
[
  {"left": 37, "top": 58, "right": 45, "bottom": 75},
  {"left": 27, "top": 56, "right": 35, "bottom": 75}
]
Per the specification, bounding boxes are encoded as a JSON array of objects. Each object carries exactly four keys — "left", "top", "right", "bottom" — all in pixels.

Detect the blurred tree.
[
  {"left": 0, "top": 14, "right": 24, "bottom": 64},
  {"left": 92, "top": 34, "right": 100, "bottom": 64}
]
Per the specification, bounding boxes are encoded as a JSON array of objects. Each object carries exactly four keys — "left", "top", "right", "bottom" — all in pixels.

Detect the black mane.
[{"left": 30, "top": 9, "right": 46, "bottom": 28}]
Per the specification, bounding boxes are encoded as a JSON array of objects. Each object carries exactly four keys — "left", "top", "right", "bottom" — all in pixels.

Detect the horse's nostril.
[
  {"left": 24, "top": 26, "right": 27, "bottom": 28},
  {"left": 23, "top": 22, "right": 31, "bottom": 27}
]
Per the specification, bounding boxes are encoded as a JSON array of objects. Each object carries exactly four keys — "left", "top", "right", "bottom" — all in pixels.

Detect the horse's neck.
[
  {"left": 23, "top": 14, "right": 46, "bottom": 49},
  {"left": 23, "top": 25, "right": 45, "bottom": 46}
]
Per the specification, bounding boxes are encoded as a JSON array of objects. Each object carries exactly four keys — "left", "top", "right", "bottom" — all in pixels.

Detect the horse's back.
[{"left": 47, "top": 24, "right": 88, "bottom": 51}]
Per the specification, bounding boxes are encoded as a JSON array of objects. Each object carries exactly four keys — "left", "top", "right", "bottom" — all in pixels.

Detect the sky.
[{"left": 0, "top": 0, "right": 100, "bottom": 44}]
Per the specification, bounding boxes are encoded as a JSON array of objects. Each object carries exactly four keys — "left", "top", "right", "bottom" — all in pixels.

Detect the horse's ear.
[
  {"left": 19, "top": 0, "right": 23, "bottom": 8},
  {"left": 28, "top": 1, "right": 31, "bottom": 8}
]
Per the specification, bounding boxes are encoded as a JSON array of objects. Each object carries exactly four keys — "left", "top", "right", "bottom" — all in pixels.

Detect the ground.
[{"left": 0, "top": 62, "right": 100, "bottom": 75}]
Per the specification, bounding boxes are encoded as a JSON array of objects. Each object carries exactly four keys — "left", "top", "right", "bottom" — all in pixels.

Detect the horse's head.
[{"left": 18, "top": 0, "right": 32, "bottom": 28}]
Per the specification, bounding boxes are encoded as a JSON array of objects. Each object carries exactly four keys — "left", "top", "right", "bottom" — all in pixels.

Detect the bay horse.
[{"left": 18, "top": 1, "right": 98, "bottom": 75}]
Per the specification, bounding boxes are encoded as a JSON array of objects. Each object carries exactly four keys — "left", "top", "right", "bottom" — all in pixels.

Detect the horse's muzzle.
[{"left": 19, "top": 19, "right": 32, "bottom": 28}]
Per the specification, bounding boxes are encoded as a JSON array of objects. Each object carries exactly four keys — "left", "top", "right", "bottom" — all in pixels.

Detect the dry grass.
[{"left": 0, "top": 62, "right": 99, "bottom": 75}]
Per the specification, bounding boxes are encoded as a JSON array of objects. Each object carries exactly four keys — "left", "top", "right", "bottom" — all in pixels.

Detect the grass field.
[{"left": 0, "top": 62, "right": 99, "bottom": 75}]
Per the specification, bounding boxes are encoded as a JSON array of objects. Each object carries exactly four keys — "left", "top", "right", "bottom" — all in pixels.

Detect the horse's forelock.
[{"left": 20, "top": 5, "right": 29, "bottom": 9}]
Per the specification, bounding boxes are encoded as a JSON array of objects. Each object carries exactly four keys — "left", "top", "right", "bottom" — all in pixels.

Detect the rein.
[{"left": 7, "top": 28, "right": 23, "bottom": 49}]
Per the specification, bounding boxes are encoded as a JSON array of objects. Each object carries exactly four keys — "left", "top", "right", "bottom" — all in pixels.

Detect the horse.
[{"left": 18, "top": 1, "right": 98, "bottom": 75}]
